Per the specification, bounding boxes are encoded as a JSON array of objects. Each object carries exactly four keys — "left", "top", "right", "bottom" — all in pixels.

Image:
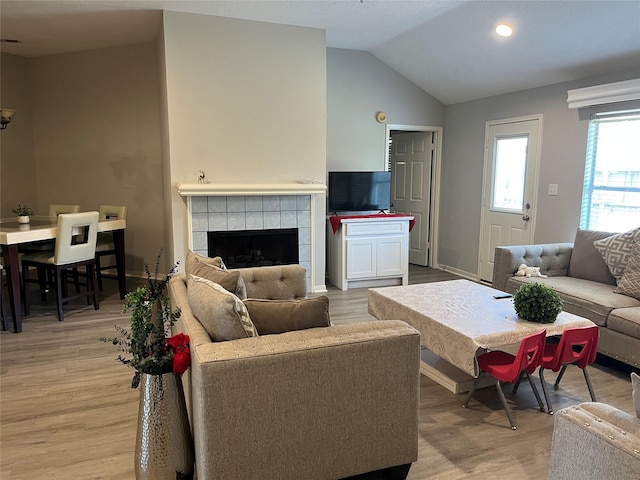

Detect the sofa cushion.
[
  {"left": 243, "top": 296, "right": 331, "bottom": 335},
  {"left": 607, "top": 307, "right": 640, "bottom": 340},
  {"left": 568, "top": 229, "right": 616, "bottom": 285},
  {"left": 614, "top": 242, "right": 640, "bottom": 300},
  {"left": 594, "top": 227, "right": 640, "bottom": 282},
  {"left": 505, "top": 275, "right": 639, "bottom": 326},
  {"left": 187, "top": 275, "right": 258, "bottom": 341}
]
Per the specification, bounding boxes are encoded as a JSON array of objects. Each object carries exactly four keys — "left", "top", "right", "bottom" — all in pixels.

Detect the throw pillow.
[
  {"left": 614, "top": 242, "right": 640, "bottom": 300},
  {"left": 594, "top": 227, "right": 640, "bottom": 282},
  {"left": 187, "top": 275, "right": 258, "bottom": 341},
  {"left": 187, "top": 260, "right": 247, "bottom": 300},
  {"left": 632, "top": 372, "right": 640, "bottom": 419},
  {"left": 567, "top": 229, "right": 617, "bottom": 285},
  {"left": 243, "top": 296, "right": 331, "bottom": 335},
  {"left": 185, "top": 250, "right": 226, "bottom": 274}
]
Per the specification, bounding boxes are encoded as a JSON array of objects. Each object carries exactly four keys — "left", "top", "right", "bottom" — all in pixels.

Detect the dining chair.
[
  {"left": 95, "top": 205, "right": 127, "bottom": 291},
  {"left": 538, "top": 325, "right": 599, "bottom": 415},
  {"left": 49, "top": 204, "right": 81, "bottom": 217},
  {"left": 463, "top": 329, "right": 546, "bottom": 430},
  {"left": 18, "top": 204, "right": 82, "bottom": 257},
  {"left": 21, "top": 211, "right": 100, "bottom": 321}
]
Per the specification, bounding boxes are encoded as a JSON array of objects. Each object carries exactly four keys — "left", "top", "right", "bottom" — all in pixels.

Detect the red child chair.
[
  {"left": 538, "top": 325, "right": 599, "bottom": 414},
  {"left": 463, "top": 329, "right": 546, "bottom": 430}
]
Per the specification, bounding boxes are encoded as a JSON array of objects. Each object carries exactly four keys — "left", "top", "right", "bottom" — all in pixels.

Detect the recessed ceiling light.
[{"left": 496, "top": 24, "right": 513, "bottom": 37}]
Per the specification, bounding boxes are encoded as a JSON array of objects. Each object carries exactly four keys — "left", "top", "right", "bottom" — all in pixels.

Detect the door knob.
[{"left": 522, "top": 215, "right": 530, "bottom": 221}]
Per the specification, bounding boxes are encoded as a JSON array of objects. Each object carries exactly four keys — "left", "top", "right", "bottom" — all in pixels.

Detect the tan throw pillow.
[
  {"left": 187, "top": 261, "right": 247, "bottom": 300},
  {"left": 594, "top": 227, "right": 640, "bottom": 282},
  {"left": 632, "top": 372, "right": 640, "bottom": 419},
  {"left": 568, "top": 229, "right": 617, "bottom": 285},
  {"left": 185, "top": 250, "right": 226, "bottom": 274},
  {"left": 187, "top": 275, "right": 258, "bottom": 341},
  {"left": 614, "top": 242, "right": 640, "bottom": 300},
  {"left": 243, "top": 296, "right": 331, "bottom": 335}
]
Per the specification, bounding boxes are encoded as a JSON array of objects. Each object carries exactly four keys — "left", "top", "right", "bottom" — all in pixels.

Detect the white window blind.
[{"left": 580, "top": 111, "right": 640, "bottom": 232}]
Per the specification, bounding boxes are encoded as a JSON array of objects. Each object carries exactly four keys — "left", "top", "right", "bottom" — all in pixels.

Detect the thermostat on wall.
[{"left": 376, "top": 111, "right": 387, "bottom": 123}]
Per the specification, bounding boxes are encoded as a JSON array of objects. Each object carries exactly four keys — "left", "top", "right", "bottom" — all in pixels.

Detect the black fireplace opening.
[{"left": 208, "top": 228, "right": 299, "bottom": 269}]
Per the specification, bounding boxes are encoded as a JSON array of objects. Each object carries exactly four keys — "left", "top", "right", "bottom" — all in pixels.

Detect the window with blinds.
[{"left": 580, "top": 111, "right": 640, "bottom": 232}]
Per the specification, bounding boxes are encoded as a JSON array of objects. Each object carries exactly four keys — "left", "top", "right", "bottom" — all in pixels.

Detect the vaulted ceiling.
[{"left": 2, "top": 0, "right": 639, "bottom": 104}]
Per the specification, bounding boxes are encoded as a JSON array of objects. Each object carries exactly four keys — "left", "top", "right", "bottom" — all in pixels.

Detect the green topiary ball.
[{"left": 513, "top": 282, "right": 563, "bottom": 324}]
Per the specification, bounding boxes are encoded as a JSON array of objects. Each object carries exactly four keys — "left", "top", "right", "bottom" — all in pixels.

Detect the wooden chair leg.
[
  {"left": 95, "top": 254, "right": 104, "bottom": 292},
  {"left": 55, "top": 267, "right": 64, "bottom": 321},
  {"left": 88, "top": 264, "right": 99, "bottom": 310},
  {"left": 22, "top": 263, "right": 31, "bottom": 316}
]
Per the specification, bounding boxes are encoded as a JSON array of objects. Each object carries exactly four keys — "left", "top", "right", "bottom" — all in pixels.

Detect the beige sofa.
[
  {"left": 549, "top": 402, "right": 640, "bottom": 479},
  {"left": 492, "top": 229, "right": 640, "bottom": 368},
  {"left": 169, "top": 265, "right": 421, "bottom": 480}
]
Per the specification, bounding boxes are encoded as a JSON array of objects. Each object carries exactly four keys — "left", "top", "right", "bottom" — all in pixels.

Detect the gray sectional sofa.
[{"left": 492, "top": 229, "right": 640, "bottom": 368}]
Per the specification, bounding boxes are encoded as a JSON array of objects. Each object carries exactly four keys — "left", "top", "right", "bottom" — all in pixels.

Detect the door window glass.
[{"left": 492, "top": 136, "right": 528, "bottom": 212}]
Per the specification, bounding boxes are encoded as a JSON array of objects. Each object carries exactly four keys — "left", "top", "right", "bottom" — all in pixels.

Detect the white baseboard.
[{"left": 435, "top": 264, "right": 479, "bottom": 282}]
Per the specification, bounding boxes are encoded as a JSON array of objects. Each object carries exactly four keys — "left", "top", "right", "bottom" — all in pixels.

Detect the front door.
[
  {"left": 478, "top": 115, "right": 542, "bottom": 283},
  {"left": 390, "top": 131, "right": 434, "bottom": 266}
]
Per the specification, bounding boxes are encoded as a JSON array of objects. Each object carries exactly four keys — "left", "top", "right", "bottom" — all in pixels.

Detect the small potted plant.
[
  {"left": 513, "top": 282, "right": 564, "bottom": 324},
  {"left": 12, "top": 204, "right": 35, "bottom": 224}
]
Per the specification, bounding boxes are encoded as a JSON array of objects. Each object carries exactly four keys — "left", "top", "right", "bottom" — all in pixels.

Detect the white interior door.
[
  {"left": 391, "top": 131, "right": 433, "bottom": 266},
  {"left": 478, "top": 116, "right": 542, "bottom": 282}
]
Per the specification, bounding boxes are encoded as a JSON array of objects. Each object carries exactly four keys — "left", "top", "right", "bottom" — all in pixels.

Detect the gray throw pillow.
[
  {"left": 594, "top": 227, "right": 640, "bottom": 282},
  {"left": 243, "top": 296, "right": 331, "bottom": 335},
  {"left": 614, "top": 242, "right": 640, "bottom": 300},
  {"left": 187, "top": 275, "right": 258, "bottom": 342},
  {"left": 568, "top": 229, "right": 616, "bottom": 285}
]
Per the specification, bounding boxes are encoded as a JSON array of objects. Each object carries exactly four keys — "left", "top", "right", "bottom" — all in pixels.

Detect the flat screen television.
[{"left": 328, "top": 171, "right": 391, "bottom": 213}]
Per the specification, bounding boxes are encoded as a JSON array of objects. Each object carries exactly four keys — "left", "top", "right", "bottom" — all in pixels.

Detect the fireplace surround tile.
[
  {"left": 208, "top": 196, "right": 227, "bottom": 213},
  {"left": 246, "top": 212, "right": 264, "bottom": 230},
  {"left": 227, "top": 213, "right": 246, "bottom": 230},
  {"left": 189, "top": 194, "right": 315, "bottom": 290}
]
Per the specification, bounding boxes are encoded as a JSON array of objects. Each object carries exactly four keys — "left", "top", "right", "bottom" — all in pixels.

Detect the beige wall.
[
  {"left": 439, "top": 68, "right": 640, "bottom": 276},
  {"left": 327, "top": 48, "right": 445, "bottom": 172},
  {"left": 1, "top": 44, "right": 165, "bottom": 276},
  {"left": 0, "top": 53, "right": 37, "bottom": 217},
  {"left": 161, "top": 12, "right": 327, "bottom": 288}
]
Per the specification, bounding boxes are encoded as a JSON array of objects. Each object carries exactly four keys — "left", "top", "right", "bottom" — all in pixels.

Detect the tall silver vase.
[{"left": 135, "top": 372, "right": 194, "bottom": 480}]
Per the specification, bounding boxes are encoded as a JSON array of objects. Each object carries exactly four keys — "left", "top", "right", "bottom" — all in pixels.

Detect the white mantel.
[
  {"left": 178, "top": 182, "right": 327, "bottom": 197},
  {"left": 178, "top": 182, "right": 327, "bottom": 293}
]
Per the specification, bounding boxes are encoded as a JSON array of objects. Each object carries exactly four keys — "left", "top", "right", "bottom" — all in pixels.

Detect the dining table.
[{"left": 1, "top": 215, "right": 127, "bottom": 333}]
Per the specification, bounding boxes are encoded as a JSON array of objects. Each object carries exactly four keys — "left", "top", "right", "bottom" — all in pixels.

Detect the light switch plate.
[{"left": 548, "top": 184, "right": 559, "bottom": 196}]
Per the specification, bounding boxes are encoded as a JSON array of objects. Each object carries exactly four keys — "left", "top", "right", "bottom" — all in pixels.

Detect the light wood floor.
[{"left": 1, "top": 266, "right": 637, "bottom": 479}]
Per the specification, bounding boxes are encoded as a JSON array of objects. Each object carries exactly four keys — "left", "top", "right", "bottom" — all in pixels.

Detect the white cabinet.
[{"left": 328, "top": 216, "right": 413, "bottom": 291}]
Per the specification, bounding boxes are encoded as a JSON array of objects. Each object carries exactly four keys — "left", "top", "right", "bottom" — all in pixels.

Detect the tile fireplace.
[{"left": 178, "top": 183, "right": 327, "bottom": 292}]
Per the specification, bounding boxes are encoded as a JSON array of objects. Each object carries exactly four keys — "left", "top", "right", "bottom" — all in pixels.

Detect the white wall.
[
  {"left": 439, "top": 68, "right": 640, "bottom": 276},
  {"left": 161, "top": 12, "right": 327, "bottom": 289},
  {"left": 326, "top": 48, "right": 445, "bottom": 172}
]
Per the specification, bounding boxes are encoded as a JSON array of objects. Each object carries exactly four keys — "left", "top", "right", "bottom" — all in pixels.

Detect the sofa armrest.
[
  {"left": 190, "top": 320, "right": 420, "bottom": 479},
  {"left": 492, "top": 243, "right": 573, "bottom": 291},
  {"left": 549, "top": 402, "right": 640, "bottom": 480},
  {"left": 234, "top": 264, "right": 307, "bottom": 299}
]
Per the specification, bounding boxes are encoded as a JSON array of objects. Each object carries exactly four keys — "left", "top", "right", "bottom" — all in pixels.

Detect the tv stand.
[{"left": 327, "top": 215, "right": 413, "bottom": 291}]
